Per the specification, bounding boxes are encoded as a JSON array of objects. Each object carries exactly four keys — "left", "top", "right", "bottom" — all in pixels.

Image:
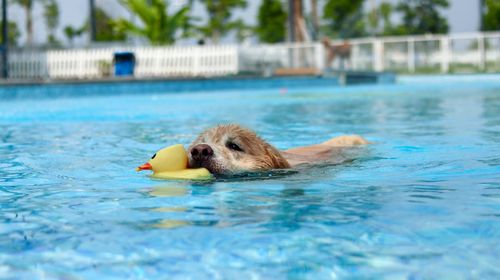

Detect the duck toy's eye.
[{"left": 151, "top": 153, "right": 156, "bottom": 159}]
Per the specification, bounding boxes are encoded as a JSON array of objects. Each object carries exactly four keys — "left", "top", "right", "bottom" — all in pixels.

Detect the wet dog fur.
[{"left": 188, "top": 124, "right": 369, "bottom": 175}]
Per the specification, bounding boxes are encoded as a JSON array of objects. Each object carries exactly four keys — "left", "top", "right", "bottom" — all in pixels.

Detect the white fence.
[
  {"left": 239, "top": 43, "right": 325, "bottom": 74},
  {"left": 239, "top": 32, "right": 500, "bottom": 74},
  {"left": 8, "top": 45, "right": 239, "bottom": 79},
  {"left": 5, "top": 32, "right": 500, "bottom": 80},
  {"left": 342, "top": 32, "right": 500, "bottom": 73}
]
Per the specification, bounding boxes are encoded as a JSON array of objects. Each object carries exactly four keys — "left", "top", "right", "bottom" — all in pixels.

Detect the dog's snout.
[{"left": 190, "top": 144, "right": 214, "bottom": 160}]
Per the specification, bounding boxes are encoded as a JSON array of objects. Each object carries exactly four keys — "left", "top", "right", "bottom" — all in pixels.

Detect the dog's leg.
[{"left": 321, "top": 135, "right": 370, "bottom": 147}]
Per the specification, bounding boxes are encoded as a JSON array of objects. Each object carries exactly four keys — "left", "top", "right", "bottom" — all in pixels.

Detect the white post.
[
  {"left": 78, "top": 50, "right": 86, "bottom": 79},
  {"left": 407, "top": 39, "right": 415, "bottom": 73},
  {"left": 440, "top": 37, "right": 450, "bottom": 73},
  {"left": 234, "top": 45, "right": 240, "bottom": 75},
  {"left": 478, "top": 35, "right": 486, "bottom": 72},
  {"left": 153, "top": 48, "right": 162, "bottom": 77},
  {"left": 314, "top": 42, "right": 325, "bottom": 72},
  {"left": 350, "top": 44, "right": 358, "bottom": 70},
  {"left": 373, "top": 39, "right": 384, "bottom": 72},
  {"left": 192, "top": 46, "right": 200, "bottom": 76}
]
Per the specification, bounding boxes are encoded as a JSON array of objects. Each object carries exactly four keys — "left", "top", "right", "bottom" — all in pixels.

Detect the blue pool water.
[{"left": 1, "top": 75, "right": 500, "bottom": 279}]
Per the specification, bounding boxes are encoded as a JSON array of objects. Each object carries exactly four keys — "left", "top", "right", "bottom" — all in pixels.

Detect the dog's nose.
[{"left": 190, "top": 144, "right": 214, "bottom": 161}]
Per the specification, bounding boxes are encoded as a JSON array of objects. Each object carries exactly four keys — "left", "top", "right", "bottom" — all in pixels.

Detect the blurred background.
[{"left": 0, "top": 0, "right": 498, "bottom": 80}]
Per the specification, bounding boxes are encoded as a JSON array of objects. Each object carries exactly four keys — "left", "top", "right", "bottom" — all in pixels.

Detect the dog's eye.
[
  {"left": 226, "top": 142, "right": 243, "bottom": 152},
  {"left": 151, "top": 153, "right": 156, "bottom": 159}
]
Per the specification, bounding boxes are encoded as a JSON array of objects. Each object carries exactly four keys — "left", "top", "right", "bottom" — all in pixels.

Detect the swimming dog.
[{"left": 188, "top": 124, "right": 369, "bottom": 175}]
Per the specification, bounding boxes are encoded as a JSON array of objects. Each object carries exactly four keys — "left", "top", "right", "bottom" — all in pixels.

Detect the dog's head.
[{"left": 188, "top": 124, "right": 290, "bottom": 175}]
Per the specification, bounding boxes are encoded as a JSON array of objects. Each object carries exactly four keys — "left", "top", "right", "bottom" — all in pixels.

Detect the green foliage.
[
  {"left": 197, "top": 0, "right": 247, "bottom": 43},
  {"left": 322, "top": 0, "right": 366, "bottom": 38},
  {"left": 395, "top": 0, "right": 449, "bottom": 35},
  {"left": 95, "top": 8, "right": 126, "bottom": 42},
  {"left": 47, "top": 34, "right": 61, "bottom": 47},
  {"left": 97, "top": 59, "right": 112, "bottom": 77},
  {"left": 376, "top": 2, "right": 397, "bottom": 35},
  {"left": 64, "top": 24, "right": 87, "bottom": 46},
  {"left": 12, "top": 0, "right": 63, "bottom": 46},
  {"left": 10, "top": 0, "right": 32, "bottom": 5},
  {"left": 43, "top": 0, "right": 58, "bottom": 31},
  {"left": 10, "top": 0, "right": 40, "bottom": 45},
  {"left": 368, "top": 0, "right": 449, "bottom": 36},
  {"left": 256, "top": 0, "right": 286, "bottom": 43},
  {"left": 115, "top": 0, "right": 192, "bottom": 45},
  {"left": 43, "top": 0, "right": 60, "bottom": 46},
  {"left": 483, "top": 0, "right": 500, "bottom": 31},
  {"left": 369, "top": 2, "right": 408, "bottom": 36},
  {"left": 10, "top": 0, "right": 34, "bottom": 10},
  {"left": 0, "top": 21, "right": 21, "bottom": 46}
]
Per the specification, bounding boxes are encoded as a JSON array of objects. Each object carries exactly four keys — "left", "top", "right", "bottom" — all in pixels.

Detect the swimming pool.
[{"left": 1, "top": 75, "right": 500, "bottom": 279}]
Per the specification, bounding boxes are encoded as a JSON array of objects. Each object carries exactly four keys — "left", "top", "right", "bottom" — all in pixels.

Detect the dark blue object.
[{"left": 113, "top": 52, "right": 135, "bottom": 77}]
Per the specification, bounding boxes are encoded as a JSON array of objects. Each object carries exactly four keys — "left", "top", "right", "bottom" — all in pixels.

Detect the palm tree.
[
  {"left": 310, "top": 0, "right": 319, "bottom": 39},
  {"left": 89, "top": 0, "right": 96, "bottom": 41},
  {"left": 63, "top": 24, "right": 86, "bottom": 47},
  {"left": 11, "top": 0, "right": 39, "bottom": 46},
  {"left": 290, "top": 0, "right": 306, "bottom": 42},
  {"left": 43, "top": 0, "right": 60, "bottom": 46},
  {"left": 115, "top": 0, "right": 192, "bottom": 45},
  {"left": 479, "top": 0, "right": 484, "bottom": 30}
]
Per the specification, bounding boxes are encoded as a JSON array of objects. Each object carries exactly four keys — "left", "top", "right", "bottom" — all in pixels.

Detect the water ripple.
[{"left": 1, "top": 81, "right": 500, "bottom": 278}]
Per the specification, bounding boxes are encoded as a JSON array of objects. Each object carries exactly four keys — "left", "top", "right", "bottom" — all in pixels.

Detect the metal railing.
[
  {"left": 342, "top": 31, "right": 500, "bottom": 73},
  {"left": 239, "top": 32, "right": 500, "bottom": 74},
  {"left": 238, "top": 43, "right": 325, "bottom": 75}
]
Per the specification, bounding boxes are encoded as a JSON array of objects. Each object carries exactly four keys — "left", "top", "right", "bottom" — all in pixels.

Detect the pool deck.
[{"left": 0, "top": 72, "right": 397, "bottom": 99}]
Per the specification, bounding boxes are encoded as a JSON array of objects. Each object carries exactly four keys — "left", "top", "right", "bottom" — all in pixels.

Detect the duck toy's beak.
[{"left": 136, "top": 162, "right": 152, "bottom": 172}]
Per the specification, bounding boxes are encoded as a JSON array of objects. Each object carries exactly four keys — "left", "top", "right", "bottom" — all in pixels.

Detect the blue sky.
[{"left": 7, "top": 0, "right": 481, "bottom": 46}]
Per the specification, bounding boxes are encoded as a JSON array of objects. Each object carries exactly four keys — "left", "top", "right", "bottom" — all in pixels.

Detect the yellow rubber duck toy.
[{"left": 136, "top": 144, "right": 212, "bottom": 180}]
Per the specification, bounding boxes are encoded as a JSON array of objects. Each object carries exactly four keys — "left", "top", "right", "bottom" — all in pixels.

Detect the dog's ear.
[{"left": 264, "top": 146, "right": 291, "bottom": 169}]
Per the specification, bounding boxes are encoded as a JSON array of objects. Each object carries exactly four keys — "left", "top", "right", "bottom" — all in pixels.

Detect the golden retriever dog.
[{"left": 188, "top": 124, "right": 369, "bottom": 175}]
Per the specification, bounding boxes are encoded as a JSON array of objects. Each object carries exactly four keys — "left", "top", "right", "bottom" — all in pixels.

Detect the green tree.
[
  {"left": 367, "top": 1, "right": 379, "bottom": 35},
  {"left": 115, "top": 0, "right": 192, "bottom": 45},
  {"left": 322, "top": 0, "right": 366, "bottom": 38},
  {"left": 368, "top": 2, "right": 398, "bottom": 36},
  {"left": 197, "top": 0, "right": 247, "bottom": 43},
  {"left": 379, "top": 2, "right": 394, "bottom": 35},
  {"left": 482, "top": 0, "right": 500, "bottom": 31},
  {"left": 95, "top": 7, "right": 126, "bottom": 42},
  {"left": 11, "top": 0, "right": 42, "bottom": 46},
  {"left": 0, "top": 21, "right": 21, "bottom": 46},
  {"left": 43, "top": 0, "right": 61, "bottom": 46},
  {"left": 64, "top": 24, "right": 87, "bottom": 47},
  {"left": 256, "top": 0, "right": 286, "bottom": 43},
  {"left": 395, "top": 0, "right": 449, "bottom": 35}
]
